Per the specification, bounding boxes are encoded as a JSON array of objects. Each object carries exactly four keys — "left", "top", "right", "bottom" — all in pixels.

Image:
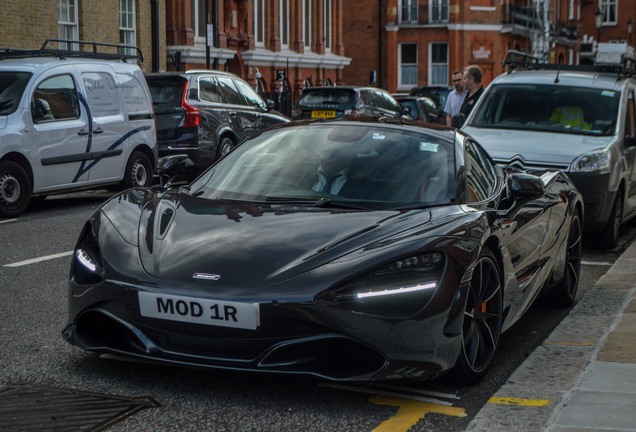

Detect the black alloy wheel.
[
  {"left": 217, "top": 136, "right": 235, "bottom": 159},
  {"left": 454, "top": 248, "right": 503, "bottom": 384},
  {"left": 552, "top": 208, "right": 582, "bottom": 307}
]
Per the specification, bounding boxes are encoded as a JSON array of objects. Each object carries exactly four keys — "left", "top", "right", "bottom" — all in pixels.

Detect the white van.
[{"left": 0, "top": 40, "right": 158, "bottom": 217}]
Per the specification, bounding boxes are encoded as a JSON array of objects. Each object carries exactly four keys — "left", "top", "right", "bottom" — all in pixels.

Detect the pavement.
[{"left": 465, "top": 239, "right": 636, "bottom": 431}]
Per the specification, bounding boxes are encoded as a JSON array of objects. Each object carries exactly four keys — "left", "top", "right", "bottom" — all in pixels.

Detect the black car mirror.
[
  {"left": 450, "top": 113, "right": 465, "bottom": 128},
  {"left": 266, "top": 99, "right": 275, "bottom": 111},
  {"left": 157, "top": 154, "right": 195, "bottom": 189},
  {"left": 625, "top": 136, "right": 636, "bottom": 148},
  {"left": 508, "top": 172, "right": 545, "bottom": 198}
]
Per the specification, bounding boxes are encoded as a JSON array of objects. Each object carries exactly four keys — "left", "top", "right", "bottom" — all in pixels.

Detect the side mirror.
[
  {"left": 157, "top": 154, "right": 194, "bottom": 189},
  {"left": 508, "top": 172, "right": 545, "bottom": 198},
  {"left": 266, "top": 99, "right": 275, "bottom": 111},
  {"left": 450, "top": 113, "right": 465, "bottom": 129},
  {"left": 625, "top": 136, "right": 636, "bottom": 148}
]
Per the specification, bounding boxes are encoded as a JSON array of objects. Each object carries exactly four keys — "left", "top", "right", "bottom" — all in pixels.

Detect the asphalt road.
[{"left": 0, "top": 189, "right": 632, "bottom": 432}]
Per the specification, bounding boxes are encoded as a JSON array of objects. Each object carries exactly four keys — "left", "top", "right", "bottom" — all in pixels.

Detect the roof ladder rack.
[{"left": 0, "top": 39, "right": 143, "bottom": 62}]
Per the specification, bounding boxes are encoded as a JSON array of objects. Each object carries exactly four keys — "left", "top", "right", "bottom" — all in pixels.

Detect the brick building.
[
  {"left": 0, "top": 0, "right": 166, "bottom": 73},
  {"left": 580, "top": 0, "right": 636, "bottom": 63},
  {"left": 165, "top": 0, "right": 351, "bottom": 100},
  {"left": 342, "top": 0, "right": 585, "bottom": 92}
]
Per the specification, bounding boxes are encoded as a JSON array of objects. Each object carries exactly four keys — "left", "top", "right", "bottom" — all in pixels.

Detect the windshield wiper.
[{"left": 314, "top": 198, "right": 370, "bottom": 210}]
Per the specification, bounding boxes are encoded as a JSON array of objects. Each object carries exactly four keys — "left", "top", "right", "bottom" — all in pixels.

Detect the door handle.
[
  {"left": 77, "top": 129, "right": 90, "bottom": 136},
  {"left": 93, "top": 128, "right": 104, "bottom": 134}
]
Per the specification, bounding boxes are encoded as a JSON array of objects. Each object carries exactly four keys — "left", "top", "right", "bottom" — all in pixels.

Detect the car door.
[
  {"left": 74, "top": 64, "right": 127, "bottom": 182},
  {"left": 216, "top": 75, "right": 254, "bottom": 141},
  {"left": 623, "top": 86, "right": 636, "bottom": 218},
  {"left": 232, "top": 78, "right": 273, "bottom": 132},
  {"left": 29, "top": 68, "right": 90, "bottom": 191}
]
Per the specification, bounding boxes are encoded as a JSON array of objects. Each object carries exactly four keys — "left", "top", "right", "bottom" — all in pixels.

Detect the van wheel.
[
  {"left": 0, "top": 161, "right": 32, "bottom": 217},
  {"left": 217, "top": 136, "right": 235, "bottom": 159},
  {"left": 120, "top": 151, "right": 153, "bottom": 190},
  {"left": 598, "top": 192, "right": 623, "bottom": 249}
]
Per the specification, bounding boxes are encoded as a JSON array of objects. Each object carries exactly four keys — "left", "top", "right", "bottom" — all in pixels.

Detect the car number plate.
[
  {"left": 138, "top": 292, "right": 260, "bottom": 330},
  {"left": 311, "top": 110, "right": 336, "bottom": 118}
]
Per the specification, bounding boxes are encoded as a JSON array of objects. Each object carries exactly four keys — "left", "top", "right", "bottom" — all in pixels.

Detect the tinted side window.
[
  {"left": 0, "top": 72, "right": 31, "bottom": 116},
  {"left": 32, "top": 74, "right": 79, "bottom": 123},
  {"left": 465, "top": 140, "right": 496, "bottom": 202},
  {"left": 199, "top": 77, "right": 224, "bottom": 103},
  {"left": 234, "top": 78, "right": 266, "bottom": 110},
  {"left": 217, "top": 76, "right": 247, "bottom": 105}
]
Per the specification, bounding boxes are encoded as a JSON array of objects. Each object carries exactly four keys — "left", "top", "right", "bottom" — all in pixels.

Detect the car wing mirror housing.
[
  {"left": 508, "top": 172, "right": 545, "bottom": 198},
  {"left": 451, "top": 113, "right": 465, "bottom": 128},
  {"left": 625, "top": 136, "right": 636, "bottom": 148},
  {"left": 266, "top": 99, "right": 275, "bottom": 111},
  {"left": 157, "top": 154, "right": 194, "bottom": 189}
]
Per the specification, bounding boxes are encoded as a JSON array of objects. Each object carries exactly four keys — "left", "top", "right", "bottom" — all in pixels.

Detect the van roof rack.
[
  {"left": 0, "top": 39, "right": 143, "bottom": 62},
  {"left": 502, "top": 48, "right": 635, "bottom": 76}
]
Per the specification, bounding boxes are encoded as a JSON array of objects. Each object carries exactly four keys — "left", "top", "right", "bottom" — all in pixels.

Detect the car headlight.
[
  {"left": 570, "top": 149, "right": 610, "bottom": 174},
  {"left": 315, "top": 252, "right": 445, "bottom": 318},
  {"left": 70, "top": 221, "right": 105, "bottom": 285}
]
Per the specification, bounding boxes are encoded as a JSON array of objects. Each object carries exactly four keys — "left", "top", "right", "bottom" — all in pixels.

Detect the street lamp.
[
  {"left": 628, "top": 19, "right": 634, "bottom": 45},
  {"left": 595, "top": 9, "right": 603, "bottom": 42}
]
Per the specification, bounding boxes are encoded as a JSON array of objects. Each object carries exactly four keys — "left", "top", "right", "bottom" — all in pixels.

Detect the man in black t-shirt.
[{"left": 459, "top": 65, "right": 484, "bottom": 118}]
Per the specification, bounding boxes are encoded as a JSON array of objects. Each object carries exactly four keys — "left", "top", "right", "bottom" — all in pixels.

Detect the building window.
[
  {"left": 323, "top": 0, "right": 332, "bottom": 51},
  {"left": 58, "top": 0, "right": 78, "bottom": 50},
  {"left": 280, "top": 0, "right": 289, "bottom": 48},
  {"left": 599, "top": 0, "right": 617, "bottom": 25},
  {"left": 191, "top": 0, "right": 208, "bottom": 39},
  {"left": 429, "top": 42, "right": 448, "bottom": 85},
  {"left": 400, "top": 0, "right": 418, "bottom": 24},
  {"left": 399, "top": 43, "right": 418, "bottom": 88},
  {"left": 303, "top": 0, "right": 312, "bottom": 49},
  {"left": 430, "top": 0, "right": 449, "bottom": 23},
  {"left": 254, "top": 0, "right": 265, "bottom": 45},
  {"left": 119, "top": 0, "right": 136, "bottom": 56}
]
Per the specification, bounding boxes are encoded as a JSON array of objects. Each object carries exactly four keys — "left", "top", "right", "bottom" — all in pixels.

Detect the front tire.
[
  {"left": 119, "top": 151, "right": 153, "bottom": 190},
  {"left": 0, "top": 161, "right": 32, "bottom": 218},
  {"left": 551, "top": 208, "right": 582, "bottom": 307},
  {"left": 453, "top": 248, "right": 503, "bottom": 385}
]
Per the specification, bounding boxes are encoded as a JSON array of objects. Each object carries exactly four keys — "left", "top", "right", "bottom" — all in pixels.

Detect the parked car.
[
  {"left": 460, "top": 47, "right": 636, "bottom": 248},
  {"left": 145, "top": 70, "right": 289, "bottom": 175},
  {"left": 408, "top": 86, "right": 452, "bottom": 118},
  {"left": 0, "top": 40, "right": 158, "bottom": 217},
  {"left": 63, "top": 117, "right": 583, "bottom": 383},
  {"left": 291, "top": 86, "right": 405, "bottom": 120},
  {"left": 393, "top": 95, "right": 444, "bottom": 124}
]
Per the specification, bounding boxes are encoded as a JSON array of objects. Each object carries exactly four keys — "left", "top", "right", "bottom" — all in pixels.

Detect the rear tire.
[
  {"left": 0, "top": 161, "right": 32, "bottom": 218},
  {"left": 551, "top": 208, "right": 582, "bottom": 307},
  {"left": 216, "top": 136, "right": 235, "bottom": 160},
  {"left": 119, "top": 151, "right": 153, "bottom": 190}
]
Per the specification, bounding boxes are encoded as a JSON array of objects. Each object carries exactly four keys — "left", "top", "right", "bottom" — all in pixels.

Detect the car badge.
[{"left": 193, "top": 273, "right": 221, "bottom": 281}]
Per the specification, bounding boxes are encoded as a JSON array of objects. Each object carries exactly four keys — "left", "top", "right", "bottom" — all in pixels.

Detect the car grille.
[{"left": 493, "top": 157, "right": 570, "bottom": 172}]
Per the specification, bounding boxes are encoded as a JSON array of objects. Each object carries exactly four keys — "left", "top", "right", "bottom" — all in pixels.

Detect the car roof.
[{"left": 490, "top": 69, "right": 632, "bottom": 91}]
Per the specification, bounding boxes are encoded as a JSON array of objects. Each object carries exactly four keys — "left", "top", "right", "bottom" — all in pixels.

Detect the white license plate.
[{"left": 138, "top": 292, "right": 260, "bottom": 330}]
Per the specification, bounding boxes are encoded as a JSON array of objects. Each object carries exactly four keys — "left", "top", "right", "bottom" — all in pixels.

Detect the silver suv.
[
  {"left": 0, "top": 40, "right": 158, "bottom": 217},
  {"left": 461, "top": 46, "right": 636, "bottom": 248}
]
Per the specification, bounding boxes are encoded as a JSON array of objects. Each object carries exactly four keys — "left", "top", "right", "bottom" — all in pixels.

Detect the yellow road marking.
[
  {"left": 488, "top": 397, "right": 551, "bottom": 407},
  {"left": 544, "top": 341, "right": 596, "bottom": 346},
  {"left": 371, "top": 396, "right": 466, "bottom": 432}
]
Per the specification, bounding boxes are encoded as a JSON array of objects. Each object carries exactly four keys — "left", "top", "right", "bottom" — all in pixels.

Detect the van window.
[
  {"left": 82, "top": 72, "right": 121, "bottom": 117},
  {"left": 32, "top": 74, "right": 79, "bottom": 122},
  {"left": 117, "top": 73, "right": 152, "bottom": 113},
  {"left": 0, "top": 72, "right": 32, "bottom": 116},
  {"left": 471, "top": 84, "right": 620, "bottom": 136}
]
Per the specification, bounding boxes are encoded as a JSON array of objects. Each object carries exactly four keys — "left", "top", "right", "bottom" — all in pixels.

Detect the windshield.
[
  {"left": 189, "top": 124, "right": 455, "bottom": 209},
  {"left": 470, "top": 83, "right": 620, "bottom": 136},
  {"left": 0, "top": 72, "right": 32, "bottom": 116}
]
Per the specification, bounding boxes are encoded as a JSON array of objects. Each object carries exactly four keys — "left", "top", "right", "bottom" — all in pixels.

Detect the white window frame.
[
  {"left": 400, "top": 0, "right": 418, "bottom": 24},
  {"left": 599, "top": 0, "right": 617, "bottom": 25},
  {"left": 279, "top": 0, "right": 290, "bottom": 48},
  {"left": 429, "top": 0, "right": 449, "bottom": 24},
  {"left": 254, "top": 0, "right": 265, "bottom": 46},
  {"left": 192, "top": 0, "right": 207, "bottom": 41},
  {"left": 323, "top": 0, "right": 332, "bottom": 52},
  {"left": 429, "top": 42, "right": 448, "bottom": 86},
  {"left": 398, "top": 43, "right": 418, "bottom": 89},
  {"left": 58, "top": 0, "right": 78, "bottom": 50},
  {"left": 119, "top": 0, "right": 137, "bottom": 57},
  {"left": 302, "top": 0, "right": 312, "bottom": 49}
]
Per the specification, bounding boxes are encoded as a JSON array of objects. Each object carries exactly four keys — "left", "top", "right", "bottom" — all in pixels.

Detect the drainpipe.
[
  {"left": 150, "top": 0, "right": 160, "bottom": 72},
  {"left": 378, "top": 0, "right": 383, "bottom": 88}
]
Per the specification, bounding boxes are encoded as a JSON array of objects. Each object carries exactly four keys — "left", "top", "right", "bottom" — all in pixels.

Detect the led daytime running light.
[
  {"left": 356, "top": 282, "right": 437, "bottom": 299},
  {"left": 76, "top": 248, "right": 97, "bottom": 272}
]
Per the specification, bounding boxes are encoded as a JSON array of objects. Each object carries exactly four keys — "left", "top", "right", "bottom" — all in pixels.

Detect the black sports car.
[{"left": 63, "top": 118, "right": 583, "bottom": 383}]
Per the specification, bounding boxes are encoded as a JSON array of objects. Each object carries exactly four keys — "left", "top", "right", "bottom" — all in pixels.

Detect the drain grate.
[{"left": 0, "top": 384, "right": 157, "bottom": 432}]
